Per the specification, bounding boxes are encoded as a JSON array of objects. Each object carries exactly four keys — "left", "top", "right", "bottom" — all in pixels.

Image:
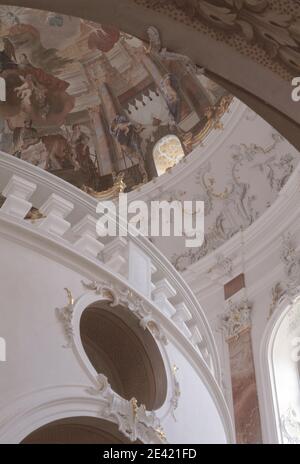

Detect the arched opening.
[
  {"left": 21, "top": 416, "right": 140, "bottom": 444},
  {"left": 153, "top": 135, "right": 185, "bottom": 176},
  {"left": 80, "top": 301, "right": 167, "bottom": 411},
  {"left": 266, "top": 297, "right": 300, "bottom": 444}
]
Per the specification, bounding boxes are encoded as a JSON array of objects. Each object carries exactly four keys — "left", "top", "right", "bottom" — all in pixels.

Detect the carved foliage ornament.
[
  {"left": 221, "top": 298, "right": 253, "bottom": 340},
  {"left": 170, "top": 364, "right": 181, "bottom": 420},
  {"left": 148, "top": 0, "right": 300, "bottom": 73},
  {"left": 280, "top": 233, "right": 300, "bottom": 297},
  {"left": 56, "top": 280, "right": 168, "bottom": 348},
  {"left": 86, "top": 373, "right": 167, "bottom": 443},
  {"left": 56, "top": 288, "right": 75, "bottom": 348},
  {"left": 82, "top": 279, "right": 169, "bottom": 345},
  {"left": 281, "top": 406, "right": 300, "bottom": 444},
  {"left": 56, "top": 285, "right": 169, "bottom": 443}
]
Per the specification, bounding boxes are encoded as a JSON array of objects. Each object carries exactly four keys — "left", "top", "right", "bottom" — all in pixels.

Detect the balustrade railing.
[{"left": 0, "top": 151, "right": 221, "bottom": 382}]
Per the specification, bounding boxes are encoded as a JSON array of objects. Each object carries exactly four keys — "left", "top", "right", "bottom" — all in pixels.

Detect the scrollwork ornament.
[
  {"left": 220, "top": 298, "right": 253, "bottom": 340},
  {"left": 170, "top": 365, "right": 181, "bottom": 420},
  {"left": 281, "top": 407, "right": 300, "bottom": 444},
  {"left": 85, "top": 375, "right": 166, "bottom": 443},
  {"left": 56, "top": 288, "right": 75, "bottom": 348},
  {"left": 82, "top": 279, "right": 168, "bottom": 345}
]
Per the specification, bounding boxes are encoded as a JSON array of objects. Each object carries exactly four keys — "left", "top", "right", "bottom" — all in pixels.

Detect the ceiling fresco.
[{"left": 0, "top": 5, "right": 231, "bottom": 195}]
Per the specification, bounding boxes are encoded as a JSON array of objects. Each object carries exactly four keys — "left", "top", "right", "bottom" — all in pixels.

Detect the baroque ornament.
[
  {"left": 281, "top": 407, "right": 300, "bottom": 444},
  {"left": 171, "top": 133, "right": 297, "bottom": 271},
  {"left": 170, "top": 365, "right": 181, "bottom": 420},
  {"left": 56, "top": 288, "right": 75, "bottom": 348},
  {"left": 82, "top": 279, "right": 168, "bottom": 345},
  {"left": 147, "top": 0, "right": 300, "bottom": 73},
  {"left": 220, "top": 298, "right": 253, "bottom": 340},
  {"left": 268, "top": 282, "right": 285, "bottom": 319},
  {"left": 85, "top": 373, "right": 167, "bottom": 443},
  {"left": 280, "top": 233, "right": 300, "bottom": 297}
]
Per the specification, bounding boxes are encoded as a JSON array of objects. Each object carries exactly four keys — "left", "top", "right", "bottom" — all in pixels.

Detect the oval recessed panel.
[{"left": 80, "top": 301, "right": 167, "bottom": 410}]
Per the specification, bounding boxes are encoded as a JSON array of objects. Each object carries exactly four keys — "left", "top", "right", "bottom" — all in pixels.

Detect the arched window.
[
  {"left": 153, "top": 135, "right": 185, "bottom": 176},
  {"left": 80, "top": 301, "right": 167, "bottom": 410},
  {"left": 263, "top": 296, "right": 300, "bottom": 444}
]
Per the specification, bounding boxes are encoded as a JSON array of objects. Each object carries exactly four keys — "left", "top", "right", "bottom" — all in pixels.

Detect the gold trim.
[{"left": 82, "top": 172, "right": 126, "bottom": 200}]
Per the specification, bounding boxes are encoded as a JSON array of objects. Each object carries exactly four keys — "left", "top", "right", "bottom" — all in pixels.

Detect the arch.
[
  {"left": 79, "top": 300, "right": 168, "bottom": 410},
  {"left": 153, "top": 135, "right": 185, "bottom": 176},
  {"left": 0, "top": 386, "right": 152, "bottom": 443},
  {"left": 260, "top": 293, "right": 300, "bottom": 444},
  {"left": 0, "top": 0, "right": 299, "bottom": 151},
  {"left": 21, "top": 416, "right": 140, "bottom": 444}
]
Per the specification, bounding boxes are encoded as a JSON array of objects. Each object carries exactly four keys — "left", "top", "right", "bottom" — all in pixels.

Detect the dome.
[{"left": 0, "top": 5, "right": 231, "bottom": 195}]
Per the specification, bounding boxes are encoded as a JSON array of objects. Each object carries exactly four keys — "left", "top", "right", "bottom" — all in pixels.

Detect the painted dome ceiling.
[
  {"left": 0, "top": 5, "right": 298, "bottom": 271},
  {"left": 0, "top": 5, "right": 231, "bottom": 194}
]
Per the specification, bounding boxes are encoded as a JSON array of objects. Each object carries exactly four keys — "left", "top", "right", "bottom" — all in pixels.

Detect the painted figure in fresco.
[
  {"left": 159, "top": 73, "right": 181, "bottom": 124},
  {"left": 0, "top": 37, "right": 17, "bottom": 72},
  {"left": 12, "top": 119, "right": 78, "bottom": 172},
  {"left": 12, "top": 119, "right": 39, "bottom": 154},
  {"left": 14, "top": 73, "right": 50, "bottom": 120},
  {"left": 20, "top": 140, "right": 49, "bottom": 170},
  {"left": 5, "top": 11, "right": 20, "bottom": 26},
  {"left": 82, "top": 21, "right": 120, "bottom": 53},
  {"left": 110, "top": 114, "right": 148, "bottom": 182},
  {"left": 74, "top": 133, "right": 98, "bottom": 188}
]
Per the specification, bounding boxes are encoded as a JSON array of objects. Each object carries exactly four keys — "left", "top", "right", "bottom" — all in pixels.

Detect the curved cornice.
[
  {"left": 0, "top": 212, "right": 235, "bottom": 443},
  {"left": 129, "top": 98, "right": 243, "bottom": 201},
  {"left": 0, "top": 150, "right": 220, "bottom": 381},
  {"left": 183, "top": 161, "right": 300, "bottom": 296}
]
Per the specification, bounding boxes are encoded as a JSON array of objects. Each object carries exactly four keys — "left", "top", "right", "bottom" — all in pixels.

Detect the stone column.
[{"left": 221, "top": 298, "right": 263, "bottom": 444}]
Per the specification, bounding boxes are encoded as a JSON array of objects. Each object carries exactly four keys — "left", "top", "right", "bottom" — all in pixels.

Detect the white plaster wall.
[
  {"left": 0, "top": 233, "right": 228, "bottom": 444},
  {"left": 163, "top": 343, "right": 227, "bottom": 444}
]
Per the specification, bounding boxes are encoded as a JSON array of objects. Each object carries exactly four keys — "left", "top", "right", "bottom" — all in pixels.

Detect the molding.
[
  {"left": 258, "top": 292, "right": 300, "bottom": 444},
  {"left": 0, "top": 151, "right": 221, "bottom": 386},
  {"left": 129, "top": 98, "right": 243, "bottom": 201},
  {"left": 184, "top": 162, "right": 300, "bottom": 296},
  {"left": 85, "top": 374, "right": 167, "bottom": 443},
  {"left": 0, "top": 212, "right": 234, "bottom": 442},
  {"left": 81, "top": 279, "right": 168, "bottom": 345},
  {"left": 0, "top": 385, "right": 163, "bottom": 444}
]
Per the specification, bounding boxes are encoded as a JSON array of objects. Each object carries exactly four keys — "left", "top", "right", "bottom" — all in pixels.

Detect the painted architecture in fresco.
[{"left": 0, "top": 6, "right": 230, "bottom": 194}]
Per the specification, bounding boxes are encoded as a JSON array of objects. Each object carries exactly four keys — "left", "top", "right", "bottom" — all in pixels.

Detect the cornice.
[
  {"left": 129, "top": 98, "right": 244, "bottom": 201},
  {"left": 0, "top": 213, "right": 234, "bottom": 443},
  {"left": 0, "top": 150, "right": 221, "bottom": 384},
  {"left": 184, "top": 162, "right": 300, "bottom": 296}
]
